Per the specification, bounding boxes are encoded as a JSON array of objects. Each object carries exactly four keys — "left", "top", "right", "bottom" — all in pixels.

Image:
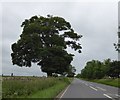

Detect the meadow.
[{"left": 2, "top": 76, "right": 71, "bottom": 99}]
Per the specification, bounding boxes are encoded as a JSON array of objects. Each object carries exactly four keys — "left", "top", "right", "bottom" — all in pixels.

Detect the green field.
[{"left": 2, "top": 76, "right": 71, "bottom": 99}]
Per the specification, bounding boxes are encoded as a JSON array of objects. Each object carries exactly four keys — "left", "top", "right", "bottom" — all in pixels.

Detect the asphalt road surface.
[{"left": 59, "top": 78, "right": 120, "bottom": 100}]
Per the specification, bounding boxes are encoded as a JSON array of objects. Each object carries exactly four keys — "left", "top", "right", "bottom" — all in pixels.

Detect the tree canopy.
[
  {"left": 11, "top": 15, "right": 82, "bottom": 76},
  {"left": 80, "top": 59, "right": 120, "bottom": 79},
  {"left": 67, "top": 65, "right": 76, "bottom": 77}
]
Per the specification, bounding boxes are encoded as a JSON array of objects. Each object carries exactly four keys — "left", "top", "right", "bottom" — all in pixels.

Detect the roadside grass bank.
[
  {"left": 91, "top": 78, "right": 120, "bottom": 88},
  {"left": 30, "top": 80, "right": 68, "bottom": 98},
  {"left": 80, "top": 78, "right": 120, "bottom": 88},
  {"left": 2, "top": 76, "right": 72, "bottom": 99}
]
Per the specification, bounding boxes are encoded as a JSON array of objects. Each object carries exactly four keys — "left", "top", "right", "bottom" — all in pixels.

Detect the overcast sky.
[{"left": 1, "top": 1, "right": 119, "bottom": 76}]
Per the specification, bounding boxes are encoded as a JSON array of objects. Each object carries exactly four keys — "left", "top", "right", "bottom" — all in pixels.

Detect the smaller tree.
[
  {"left": 107, "top": 61, "right": 120, "bottom": 78},
  {"left": 103, "top": 59, "right": 111, "bottom": 77},
  {"left": 80, "top": 60, "right": 107, "bottom": 79},
  {"left": 67, "top": 65, "right": 76, "bottom": 77},
  {"left": 75, "top": 74, "right": 81, "bottom": 78}
]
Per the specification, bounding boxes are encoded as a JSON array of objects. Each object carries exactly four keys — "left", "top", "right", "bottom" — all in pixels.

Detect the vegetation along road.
[
  {"left": 2, "top": 76, "right": 71, "bottom": 99},
  {"left": 59, "top": 78, "right": 119, "bottom": 100}
]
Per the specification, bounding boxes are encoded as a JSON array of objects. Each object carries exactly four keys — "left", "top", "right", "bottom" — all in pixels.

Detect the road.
[{"left": 59, "top": 78, "right": 120, "bottom": 100}]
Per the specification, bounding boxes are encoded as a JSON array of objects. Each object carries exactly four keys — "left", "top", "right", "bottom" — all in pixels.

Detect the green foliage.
[
  {"left": 76, "top": 74, "right": 81, "bottom": 78},
  {"left": 80, "top": 60, "right": 105, "bottom": 79},
  {"left": 67, "top": 65, "right": 76, "bottom": 77},
  {"left": 11, "top": 15, "right": 82, "bottom": 76},
  {"left": 80, "top": 59, "right": 120, "bottom": 79},
  {"left": 107, "top": 61, "right": 120, "bottom": 78},
  {"left": 2, "top": 76, "right": 70, "bottom": 98},
  {"left": 38, "top": 48, "right": 74, "bottom": 76},
  {"left": 30, "top": 81, "right": 68, "bottom": 98}
]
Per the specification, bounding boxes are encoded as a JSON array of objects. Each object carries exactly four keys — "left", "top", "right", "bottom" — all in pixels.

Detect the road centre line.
[
  {"left": 89, "top": 86, "right": 97, "bottom": 91},
  {"left": 96, "top": 86, "right": 106, "bottom": 91},
  {"left": 59, "top": 84, "right": 70, "bottom": 99},
  {"left": 103, "top": 94, "right": 112, "bottom": 99}
]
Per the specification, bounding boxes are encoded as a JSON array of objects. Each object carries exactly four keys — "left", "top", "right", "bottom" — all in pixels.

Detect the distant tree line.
[{"left": 77, "top": 59, "right": 120, "bottom": 79}]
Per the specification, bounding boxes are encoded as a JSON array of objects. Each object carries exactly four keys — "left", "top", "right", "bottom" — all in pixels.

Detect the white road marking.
[
  {"left": 103, "top": 94, "right": 112, "bottom": 99},
  {"left": 90, "top": 84, "right": 93, "bottom": 86},
  {"left": 85, "top": 83, "right": 88, "bottom": 86},
  {"left": 59, "top": 84, "right": 70, "bottom": 99},
  {"left": 115, "top": 94, "right": 120, "bottom": 97},
  {"left": 97, "top": 86, "right": 106, "bottom": 91},
  {"left": 89, "top": 86, "right": 97, "bottom": 91}
]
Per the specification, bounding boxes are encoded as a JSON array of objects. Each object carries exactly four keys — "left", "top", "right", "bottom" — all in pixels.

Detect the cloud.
[{"left": 2, "top": 2, "right": 118, "bottom": 76}]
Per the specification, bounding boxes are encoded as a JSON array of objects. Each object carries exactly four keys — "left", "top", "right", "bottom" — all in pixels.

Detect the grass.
[
  {"left": 2, "top": 76, "right": 71, "bottom": 98},
  {"left": 30, "top": 81, "right": 68, "bottom": 98},
  {"left": 80, "top": 78, "right": 120, "bottom": 88},
  {"left": 91, "top": 78, "right": 120, "bottom": 88}
]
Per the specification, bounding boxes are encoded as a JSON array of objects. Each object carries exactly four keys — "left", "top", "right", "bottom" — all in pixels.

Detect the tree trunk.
[{"left": 47, "top": 72, "right": 52, "bottom": 77}]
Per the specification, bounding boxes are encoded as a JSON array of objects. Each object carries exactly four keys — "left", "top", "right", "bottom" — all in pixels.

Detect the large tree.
[{"left": 11, "top": 15, "right": 82, "bottom": 76}]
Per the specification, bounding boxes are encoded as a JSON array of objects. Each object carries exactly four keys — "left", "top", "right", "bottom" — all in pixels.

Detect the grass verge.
[
  {"left": 29, "top": 81, "right": 68, "bottom": 98},
  {"left": 80, "top": 78, "right": 120, "bottom": 88},
  {"left": 91, "top": 78, "right": 120, "bottom": 88},
  {"left": 2, "top": 76, "right": 71, "bottom": 98}
]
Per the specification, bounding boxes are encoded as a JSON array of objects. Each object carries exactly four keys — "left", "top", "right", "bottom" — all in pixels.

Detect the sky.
[{"left": 1, "top": 1, "right": 119, "bottom": 76}]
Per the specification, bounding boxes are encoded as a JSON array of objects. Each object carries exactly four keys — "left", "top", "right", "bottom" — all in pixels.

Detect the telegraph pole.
[
  {"left": 118, "top": 33, "right": 120, "bottom": 61},
  {"left": 118, "top": 2, "right": 120, "bottom": 61}
]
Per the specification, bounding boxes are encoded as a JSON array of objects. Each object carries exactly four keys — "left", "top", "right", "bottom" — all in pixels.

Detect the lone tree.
[{"left": 11, "top": 15, "right": 82, "bottom": 76}]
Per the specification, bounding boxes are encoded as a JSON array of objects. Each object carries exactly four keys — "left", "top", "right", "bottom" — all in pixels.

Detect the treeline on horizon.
[{"left": 77, "top": 59, "right": 120, "bottom": 79}]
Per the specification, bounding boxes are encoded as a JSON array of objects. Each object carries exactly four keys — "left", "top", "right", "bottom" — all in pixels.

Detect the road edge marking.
[
  {"left": 59, "top": 84, "right": 71, "bottom": 99},
  {"left": 115, "top": 94, "right": 120, "bottom": 97},
  {"left": 103, "top": 94, "right": 112, "bottom": 99},
  {"left": 85, "top": 83, "right": 88, "bottom": 86},
  {"left": 89, "top": 86, "right": 98, "bottom": 91}
]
